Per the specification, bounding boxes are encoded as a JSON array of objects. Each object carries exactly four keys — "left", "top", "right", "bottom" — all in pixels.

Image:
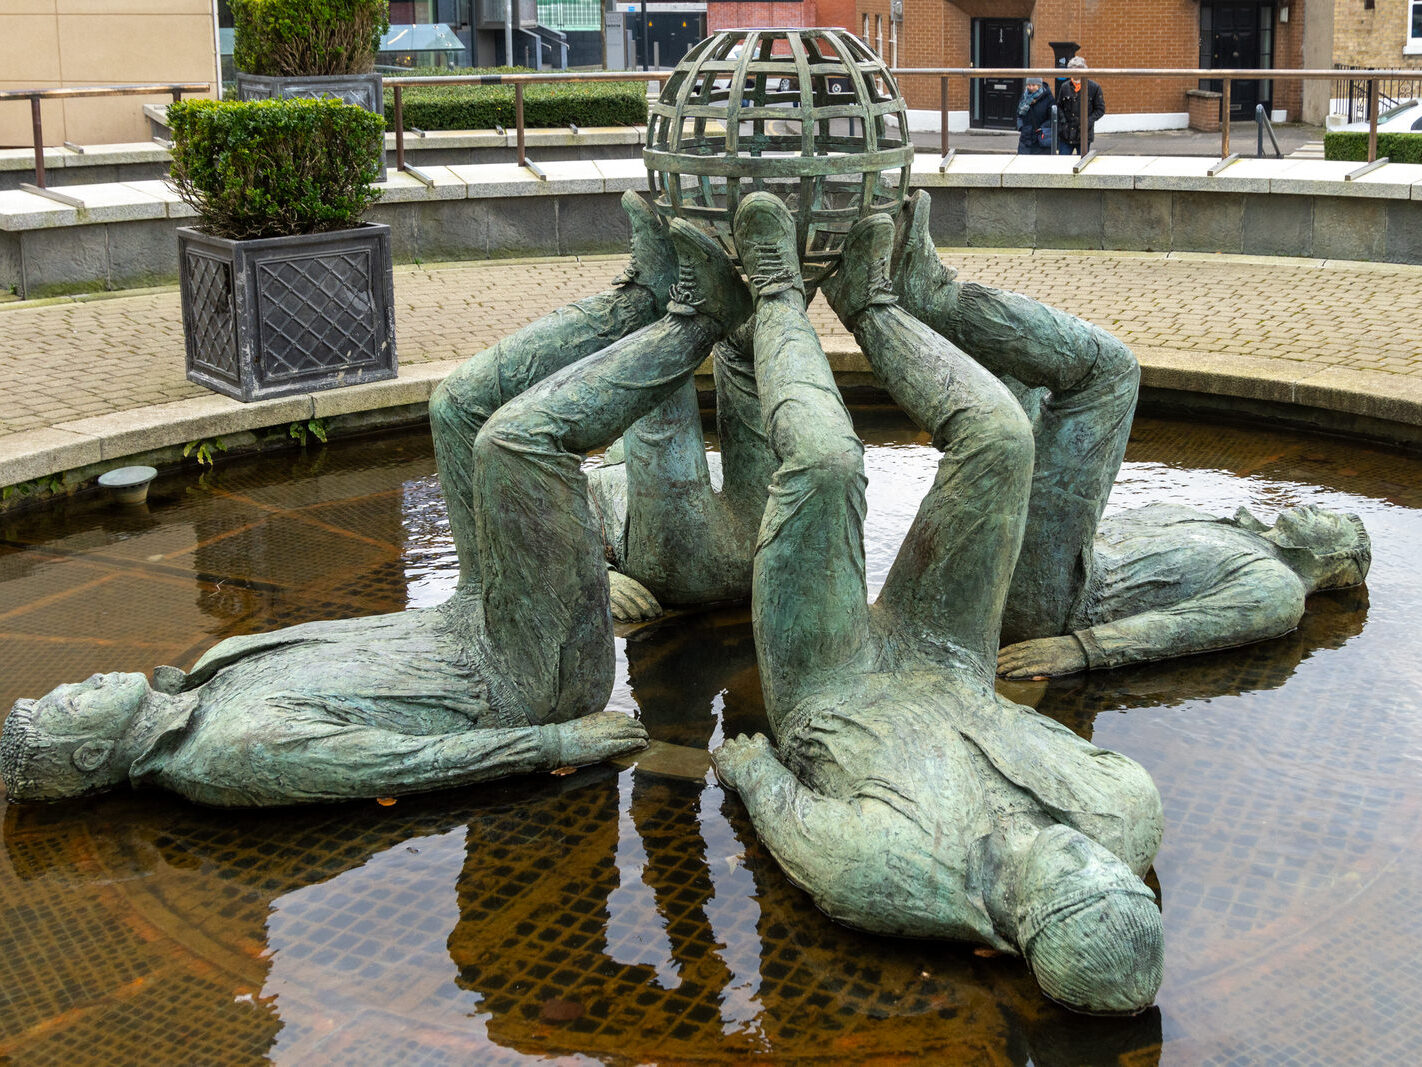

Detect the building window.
[
  {"left": 1408, "top": 0, "right": 1422, "bottom": 55},
  {"left": 862, "top": 13, "right": 870, "bottom": 44},
  {"left": 875, "top": 14, "right": 883, "bottom": 55}
]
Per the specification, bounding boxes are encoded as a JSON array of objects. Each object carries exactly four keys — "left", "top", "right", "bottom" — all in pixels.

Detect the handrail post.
[
  {"left": 394, "top": 85, "right": 406, "bottom": 172},
  {"left": 30, "top": 95, "right": 45, "bottom": 188},
  {"left": 516, "top": 81, "right": 526, "bottom": 166},
  {"left": 1367, "top": 77, "right": 1379, "bottom": 162},
  {"left": 1221, "top": 77, "right": 1232, "bottom": 158},
  {"left": 939, "top": 76, "right": 948, "bottom": 157}
]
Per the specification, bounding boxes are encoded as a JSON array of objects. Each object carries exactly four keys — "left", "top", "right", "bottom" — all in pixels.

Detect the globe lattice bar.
[{"left": 645, "top": 28, "right": 914, "bottom": 283}]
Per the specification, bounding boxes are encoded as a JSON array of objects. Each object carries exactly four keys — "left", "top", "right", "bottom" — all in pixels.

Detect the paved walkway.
[{"left": 2, "top": 247, "right": 1421, "bottom": 484}]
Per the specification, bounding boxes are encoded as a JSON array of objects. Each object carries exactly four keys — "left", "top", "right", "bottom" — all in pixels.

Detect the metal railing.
[
  {"left": 1256, "top": 103, "right": 1282, "bottom": 159},
  {"left": 385, "top": 70, "right": 663, "bottom": 173},
  {"left": 0, "top": 82, "right": 209, "bottom": 190},
  {"left": 897, "top": 67, "right": 1416, "bottom": 166},
  {"left": 8, "top": 67, "right": 1413, "bottom": 193},
  {"left": 1333, "top": 65, "right": 1422, "bottom": 122}
]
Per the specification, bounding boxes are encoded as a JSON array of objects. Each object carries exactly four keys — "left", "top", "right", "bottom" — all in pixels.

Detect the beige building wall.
[
  {"left": 1331, "top": 0, "right": 1422, "bottom": 69},
  {"left": 0, "top": 0, "right": 218, "bottom": 149}
]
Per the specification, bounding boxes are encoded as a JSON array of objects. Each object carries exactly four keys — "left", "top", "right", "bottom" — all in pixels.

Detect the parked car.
[{"left": 1332, "top": 98, "right": 1422, "bottom": 133}]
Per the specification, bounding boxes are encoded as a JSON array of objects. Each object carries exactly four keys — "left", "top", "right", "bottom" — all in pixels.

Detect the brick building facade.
[
  {"left": 1330, "top": 0, "right": 1422, "bottom": 67},
  {"left": 711, "top": 0, "right": 1326, "bottom": 131},
  {"left": 707, "top": 0, "right": 858, "bottom": 34}
]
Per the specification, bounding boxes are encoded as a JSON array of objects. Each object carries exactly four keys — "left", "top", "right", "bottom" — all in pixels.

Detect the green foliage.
[
  {"left": 385, "top": 67, "right": 647, "bottom": 131},
  {"left": 2, "top": 475, "right": 62, "bottom": 502},
  {"left": 289, "top": 418, "right": 329, "bottom": 447},
  {"left": 1323, "top": 131, "right": 1422, "bottom": 164},
  {"left": 232, "top": 0, "right": 390, "bottom": 76},
  {"left": 183, "top": 436, "right": 228, "bottom": 468},
  {"left": 168, "top": 98, "right": 384, "bottom": 239}
]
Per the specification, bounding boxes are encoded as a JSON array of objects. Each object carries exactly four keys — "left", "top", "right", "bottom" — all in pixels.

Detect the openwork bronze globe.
[{"left": 644, "top": 28, "right": 913, "bottom": 283}]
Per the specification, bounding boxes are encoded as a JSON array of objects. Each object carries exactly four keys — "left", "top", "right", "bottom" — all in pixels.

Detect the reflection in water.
[{"left": 0, "top": 414, "right": 1417, "bottom": 1063}]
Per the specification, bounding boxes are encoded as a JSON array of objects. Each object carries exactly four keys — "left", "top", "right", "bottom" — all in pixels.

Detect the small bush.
[
  {"left": 1323, "top": 131, "right": 1422, "bottom": 164},
  {"left": 384, "top": 67, "right": 647, "bottom": 131},
  {"left": 232, "top": 0, "right": 390, "bottom": 76},
  {"left": 168, "top": 98, "right": 384, "bottom": 240}
]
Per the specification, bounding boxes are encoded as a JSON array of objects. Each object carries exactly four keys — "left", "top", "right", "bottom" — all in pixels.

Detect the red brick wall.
[
  {"left": 707, "top": 2, "right": 815, "bottom": 31},
  {"left": 862, "top": 0, "right": 1207, "bottom": 116},
  {"left": 709, "top": 0, "right": 1310, "bottom": 120}
]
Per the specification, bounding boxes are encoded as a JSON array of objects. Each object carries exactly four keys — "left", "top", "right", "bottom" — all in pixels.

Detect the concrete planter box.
[
  {"left": 178, "top": 224, "right": 397, "bottom": 403},
  {"left": 234, "top": 72, "right": 386, "bottom": 180}
]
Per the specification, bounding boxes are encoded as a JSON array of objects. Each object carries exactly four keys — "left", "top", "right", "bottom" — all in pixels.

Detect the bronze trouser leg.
[{"left": 430, "top": 287, "right": 656, "bottom": 593}]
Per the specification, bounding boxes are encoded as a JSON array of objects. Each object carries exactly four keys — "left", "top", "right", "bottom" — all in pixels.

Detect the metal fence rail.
[
  {"left": 1333, "top": 65, "right": 1422, "bottom": 122},
  {"left": 0, "top": 83, "right": 209, "bottom": 190},
  {"left": 7, "top": 66, "right": 1414, "bottom": 192},
  {"left": 889, "top": 67, "right": 1419, "bottom": 165}
]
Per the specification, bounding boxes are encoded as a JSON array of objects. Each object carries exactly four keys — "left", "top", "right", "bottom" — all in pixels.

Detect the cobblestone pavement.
[{"left": 1, "top": 248, "right": 1419, "bottom": 444}]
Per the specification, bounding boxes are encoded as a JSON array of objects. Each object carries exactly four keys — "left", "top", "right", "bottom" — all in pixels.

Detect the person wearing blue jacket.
[{"left": 1016, "top": 75, "right": 1054, "bottom": 154}]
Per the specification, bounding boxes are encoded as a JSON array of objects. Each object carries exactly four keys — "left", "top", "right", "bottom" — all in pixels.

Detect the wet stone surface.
[{"left": 1, "top": 413, "right": 1421, "bottom": 1064}]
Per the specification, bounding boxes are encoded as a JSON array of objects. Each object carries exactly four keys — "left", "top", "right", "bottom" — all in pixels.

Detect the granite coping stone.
[
  {"left": 595, "top": 157, "right": 651, "bottom": 192},
  {"left": 0, "top": 142, "right": 170, "bottom": 172},
  {"left": 1002, "top": 154, "right": 1141, "bottom": 190},
  {"left": 0, "top": 189, "right": 78, "bottom": 230},
  {"left": 52, "top": 392, "right": 315, "bottom": 462},
  {"left": 913, "top": 152, "right": 1010, "bottom": 188},
  {"left": 452, "top": 161, "right": 594, "bottom": 197},
  {"left": 389, "top": 165, "right": 471, "bottom": 202},
  {"left": 8, "top": 342, "right": 1421, "bottom": 488},
  {"left": 53, "top": 182, "right": 170, "bottom": 224},
  {"left": 1271, "top": 158, "right": 1417, "bottom": 198},
  {"left": 0, "top": 427, "right": 102, "bottom": 486},
  {"left": 1135, "top": 155, "right": 1272, "bottom": 194},
  {"left": 3, "top": 154, "right": 1421, "bottom": 231}
]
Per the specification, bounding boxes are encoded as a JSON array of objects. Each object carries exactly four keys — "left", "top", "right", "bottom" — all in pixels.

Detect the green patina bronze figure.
[
  {"left": 997, "top": 502, "right": 1370, "bottom": 678},
  {"left": 428, "top": 190, "right": 773, "bottom": 624},
  {"left": 711, "top": 194, "right": 1165, "bottom": 1016},
  {"left": 2, "top": 212, "right": 755, "bottom": 806},
  {"left": 886, "top": 191, "right": 1371, "bottom": 678}
]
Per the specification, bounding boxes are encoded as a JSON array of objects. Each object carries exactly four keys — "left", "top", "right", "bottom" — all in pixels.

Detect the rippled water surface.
[{"left": 2, "top": 414, "right": 1420, "bottom": 1065}]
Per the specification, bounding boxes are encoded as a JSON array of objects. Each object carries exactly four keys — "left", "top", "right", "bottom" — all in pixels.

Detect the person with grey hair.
[
  {"left": 712, "top": 193, "right": 1165, "bottom": 1016},
  {"left": 1017, "top": 73, "right": 1055, "bottom": 154},
  {"left": 1056, "top": 55, "right": 1105, "bottom": 154},
  {"left": 1, "top": 213, "right": 757, "bottom": 807}
]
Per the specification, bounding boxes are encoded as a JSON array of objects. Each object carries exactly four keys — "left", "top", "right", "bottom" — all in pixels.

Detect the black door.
[
  {"left": 971, "top": 18, "right": 1027, "bottom": 129},
  {"left": 1204, "top": 2, "right": 1273, "bottom": 118}
]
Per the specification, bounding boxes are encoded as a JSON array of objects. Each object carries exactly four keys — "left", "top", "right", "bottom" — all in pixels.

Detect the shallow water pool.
[{"left": 1, "top": 413, "right": 1419, "bottom": 1064}]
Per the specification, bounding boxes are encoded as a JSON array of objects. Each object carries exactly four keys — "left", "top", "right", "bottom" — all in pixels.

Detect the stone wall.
[{"left": 3, "top": 154, "right": 1421, "bottom": 298}]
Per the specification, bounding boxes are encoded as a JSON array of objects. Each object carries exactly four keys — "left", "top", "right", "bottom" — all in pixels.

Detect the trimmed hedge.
[
  {"left": 384, "top": 66, "right": 647, "bottom": 131},
  {"left": 168, "top": 98, "right": 384, "bottom": 240},
  {"left": 232, "top": 0, "right": 390, "bottom": 76},
  {"left": 1323, "top": 131, "right": 1422, "bottom": 164}
]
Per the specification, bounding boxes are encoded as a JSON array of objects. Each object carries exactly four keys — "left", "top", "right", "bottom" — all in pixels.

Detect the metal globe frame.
[{"left": 644, "top": 28, "right": 914, "bottom": 282}]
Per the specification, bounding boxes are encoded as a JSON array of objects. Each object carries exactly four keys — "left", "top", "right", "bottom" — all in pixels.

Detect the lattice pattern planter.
[
  {"left": 178, "top": 224, "right": 397, "bottom": 403},
  {"left": 234, "top": 73, "right": 386, "bottom": 181}
]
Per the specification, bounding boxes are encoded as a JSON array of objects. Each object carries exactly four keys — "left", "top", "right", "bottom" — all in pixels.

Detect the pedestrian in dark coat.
[
  {"left": 1016, "top": 76, "right": 1055, "bottom": 154},
  {"left": 1056, "top": 56, "right": 1105, "bottom": 154}
]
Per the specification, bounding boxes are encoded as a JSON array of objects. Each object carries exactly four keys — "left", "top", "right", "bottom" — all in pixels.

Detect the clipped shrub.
[
  {"left": 1323, "top": 131, "right": 1422, "bottom": 164},
  {"left": 168, "top": 98, "right": 385, "bottom": 240},
  {"left": 384, "top": 67, "right": 647, "bottom": 131},
  {"left": 232, "top": 0, "right": 391, "bottom": 76}
]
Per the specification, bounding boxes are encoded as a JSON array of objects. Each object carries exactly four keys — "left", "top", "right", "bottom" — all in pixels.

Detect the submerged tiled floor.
[{"left": 1, "top": 416, "right": 1421, "bottom": 1063}]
